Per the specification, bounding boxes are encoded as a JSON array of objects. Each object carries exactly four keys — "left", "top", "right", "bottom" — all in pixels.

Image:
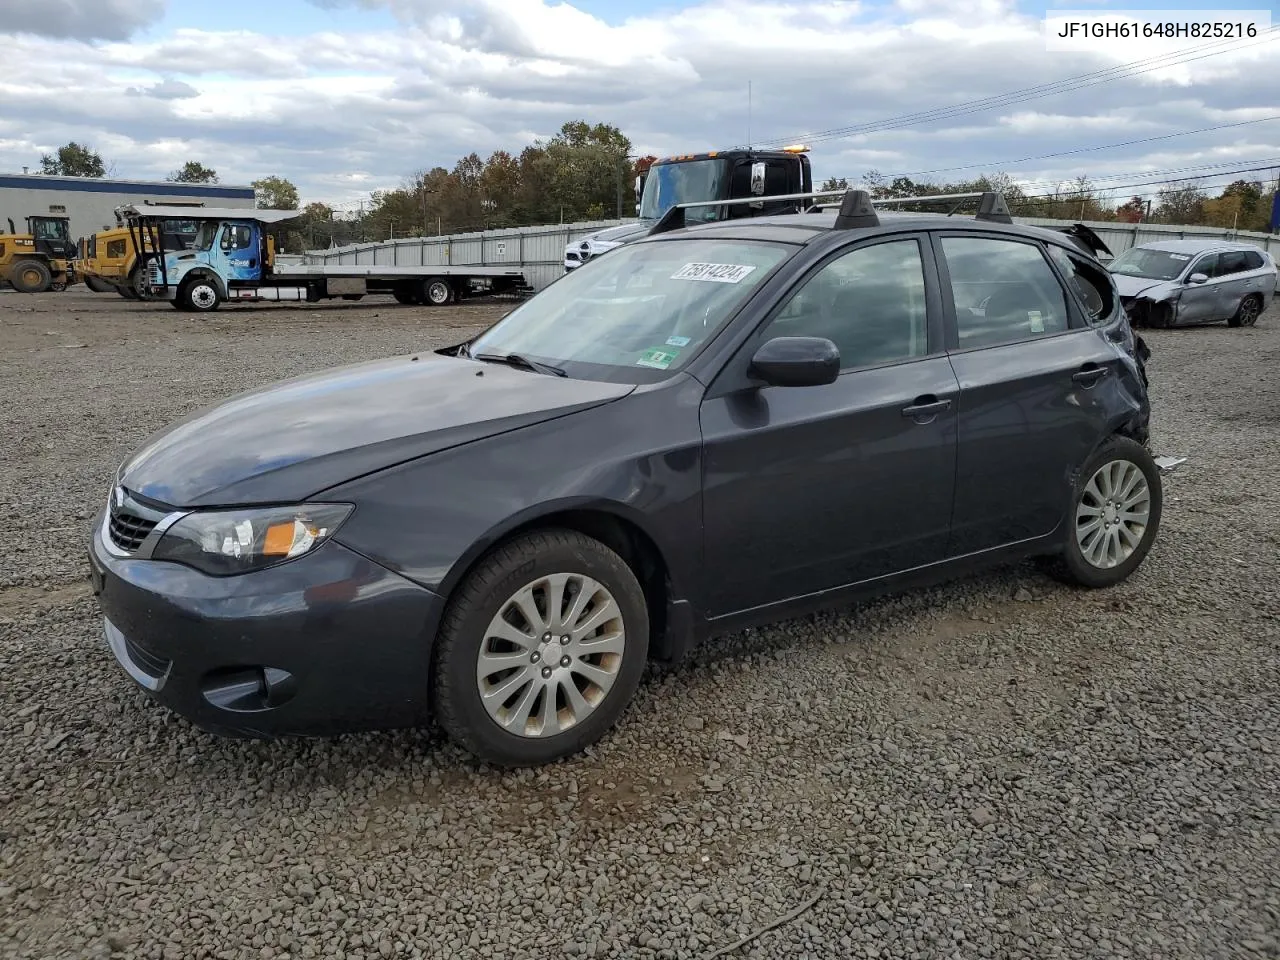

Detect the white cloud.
[{"left": 0, "top": 0, "right": 1276, "bottom": 206}]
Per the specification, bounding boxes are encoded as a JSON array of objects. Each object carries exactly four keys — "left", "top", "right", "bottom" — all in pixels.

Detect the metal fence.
[
  {"left": 303, "top": 215, "right": 1279, "bottom": 292},
  {"left": 302, "top": 219, "right": 634, "bottom": 292},
  {"left": 1015, "top": 216, "right": 1279, "bottom": 259}
]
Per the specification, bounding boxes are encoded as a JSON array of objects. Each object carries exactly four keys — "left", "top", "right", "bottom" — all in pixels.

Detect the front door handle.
[
  {"left": 901, "top": 396, "right": 952, "bottom": 420},
  {"left": 1072, "top": 365, "right": 1108, "bottom": 386}
]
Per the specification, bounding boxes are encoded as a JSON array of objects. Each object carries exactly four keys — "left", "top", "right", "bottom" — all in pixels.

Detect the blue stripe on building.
[{"left": 0, "top": 176, "right": 255, "bottom": 199}]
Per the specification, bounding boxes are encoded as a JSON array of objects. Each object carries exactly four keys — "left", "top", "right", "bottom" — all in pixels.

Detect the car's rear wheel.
[
  {"left": 424, "top": 277, "right": 453, "bottom": 305},
  {"left": 1228, "top": 295, "right": 1261, "bottom": 328},
  {"left": 1044, "top": 436, "right": 1162, "bottom": 589},
  {"left": 432, "top": 529, "right": 649, "bottom": 766}
]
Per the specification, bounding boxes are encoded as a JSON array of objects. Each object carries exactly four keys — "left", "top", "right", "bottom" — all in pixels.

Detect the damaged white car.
[{"left": 1108, "top": 239, "right": 1277, "bottom": 329}]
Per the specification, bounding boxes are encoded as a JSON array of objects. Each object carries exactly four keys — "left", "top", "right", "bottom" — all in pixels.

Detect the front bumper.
[{"left": 88, "top": 508, "right": 445, "bottom": 738}]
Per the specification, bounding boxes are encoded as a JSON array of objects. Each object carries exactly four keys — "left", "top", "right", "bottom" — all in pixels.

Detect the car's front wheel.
[
  {"left": 1045, "top": 435, "right": 1163, "bottom": 588},
  {"left": 432, "top": 529, "right": 649, "bottom": 766}
]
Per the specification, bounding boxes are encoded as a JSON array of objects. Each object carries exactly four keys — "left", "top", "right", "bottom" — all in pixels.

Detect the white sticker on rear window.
[
  {"left": 1168, "top": 254, "right": 1191, "bottom": 261},
  {"left": 671, "top": 262, "right": 757, "bottom": 283}
]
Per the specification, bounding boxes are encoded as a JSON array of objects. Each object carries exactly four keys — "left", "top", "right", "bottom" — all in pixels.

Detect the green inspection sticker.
[{"left": 636, "top": 346, "right": 679, "bottom": 369}]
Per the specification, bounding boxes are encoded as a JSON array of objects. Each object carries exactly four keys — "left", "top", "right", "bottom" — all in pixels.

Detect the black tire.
[
  {"left": 432, "top": 529, "right": 650, "bottom": 766},
  {"left": 180, "top": 277, "right": 221, "bottom": 312},
  {"left": 10, "top": 259, "right": 51, "bottom": 293},
  {"left": 1041, "top": 435, "right": 1163, "bottom": 589},
  {"left": 83, "top": 275, "right": 113, "bottom": 294},
  {"left": 1228, "top": 294, "right": 1261, "bottom": 328},
  {"left": 423, "top": 277, "right": 453, "bottom": 306}
]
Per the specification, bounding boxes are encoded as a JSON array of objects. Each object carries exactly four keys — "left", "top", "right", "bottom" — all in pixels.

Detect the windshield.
[
  {"left": 466, "top": 237, "right": 793, "bottom": 383},
  {"left": 1107, "top": 247, "right": 1194, "bottom": 281},
  {"left": 192, "top": 222, "right": 219, "bottom": 251},
  {"left": 33, "top": 219, "right": 69, "bottom": 240},
  {"left": 638, "top": 158, "right": 730, "bottom": 223}
]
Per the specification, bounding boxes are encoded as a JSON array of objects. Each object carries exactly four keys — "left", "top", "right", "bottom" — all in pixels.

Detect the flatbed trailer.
[{"left": 120, "top": 204, "right": 531, "bottom": 312}]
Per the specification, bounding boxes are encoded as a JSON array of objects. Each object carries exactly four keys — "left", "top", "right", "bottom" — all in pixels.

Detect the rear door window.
[{"left": 938, "top": 236, "right": 1073, "bottom": 349}]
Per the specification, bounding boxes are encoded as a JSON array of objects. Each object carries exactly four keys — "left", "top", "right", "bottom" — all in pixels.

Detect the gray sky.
[{"left": 1, "top": 0, "right": 1276, "bottom": 209}]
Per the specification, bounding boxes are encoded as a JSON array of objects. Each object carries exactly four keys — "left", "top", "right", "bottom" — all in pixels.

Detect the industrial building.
[{"left": 0, "top": 172, "right": 255, "bottom": 243}]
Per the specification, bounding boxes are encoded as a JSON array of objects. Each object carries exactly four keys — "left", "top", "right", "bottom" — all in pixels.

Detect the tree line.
[
  {"left": 32, "top": 130, "right": 1279, "bottom": 252},
  {"left": 824, "top": 171, "right": 1277, "bottom": 233}
]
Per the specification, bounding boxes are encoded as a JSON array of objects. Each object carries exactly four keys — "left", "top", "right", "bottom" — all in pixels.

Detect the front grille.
[
  {"left": 108, "top": 509, "right": 158, "bottom": 551},
  {"left": 106, "top": 487, "right": 168, "bottom": 553}
]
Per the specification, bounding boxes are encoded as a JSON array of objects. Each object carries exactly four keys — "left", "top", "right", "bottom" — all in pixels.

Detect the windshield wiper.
[{"left": 471, "top": 352, "right": 567, "bottom": 377}]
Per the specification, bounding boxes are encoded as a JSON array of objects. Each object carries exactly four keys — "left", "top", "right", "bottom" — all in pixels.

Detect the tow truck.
[
  {"left": 563, "top": 144, "right": 822, "bottom": 272},
  {"left": 0, "top": 215, "right": 77, "bottom": 292},
  {"left": 122, "top": 204, "right": 531, "bottom": 312}
]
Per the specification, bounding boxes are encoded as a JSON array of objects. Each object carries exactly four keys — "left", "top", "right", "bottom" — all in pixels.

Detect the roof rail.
[
  {"left": 975, "top": 191, "right": 1013, "bottom": 223},
  {"left": 833, "top": 190, "right": 878, "bottom": 230}
]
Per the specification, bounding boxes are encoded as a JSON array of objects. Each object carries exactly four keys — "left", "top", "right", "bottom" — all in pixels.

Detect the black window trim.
[
  {"left": 929, "top": 230, "right": 1093, "bottom": 354},
  {"left": 702, "top": 229, "right": 948, "bottom": 398}
]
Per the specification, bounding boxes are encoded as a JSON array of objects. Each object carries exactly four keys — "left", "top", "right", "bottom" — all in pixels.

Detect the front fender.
[{"left": 323, "top": 380, "right": 707, "bottom": 611}]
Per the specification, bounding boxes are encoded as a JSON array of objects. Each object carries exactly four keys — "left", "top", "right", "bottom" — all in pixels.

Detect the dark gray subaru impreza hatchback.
[{"left": 89, "top": 190, "right": 1160, "bottom": 766}]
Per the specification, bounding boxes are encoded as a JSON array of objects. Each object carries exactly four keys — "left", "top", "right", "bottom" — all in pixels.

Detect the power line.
[
  {"left": 976, "top": 155, "right": 1280, "bottom": 191},
  {"left": 741, "top": 27, "right": 1279, "bottom": 150},
  {"left": 882, "top": 115, "right": 1280, "bottom": 179}
]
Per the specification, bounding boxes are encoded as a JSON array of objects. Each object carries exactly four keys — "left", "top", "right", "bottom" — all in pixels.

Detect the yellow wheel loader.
[{"left": 0, "top": 216, "right": 77, "bottom": 292}]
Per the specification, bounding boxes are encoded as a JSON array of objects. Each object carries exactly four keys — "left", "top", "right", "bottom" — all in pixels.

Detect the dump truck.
[
  {"left": 122, "top": 204, "right": 531, "bottom": 312},
  {"left": 0, "top": 215, "right": 77, "bottom": 292},
  {"left": 563, "top": 144, "right": 820, "bottom": 272}
]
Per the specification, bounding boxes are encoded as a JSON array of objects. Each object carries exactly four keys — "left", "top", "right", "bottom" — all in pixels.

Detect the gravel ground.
[{"left": 1, "top": 288, "right": 1277, "bottom": 960}]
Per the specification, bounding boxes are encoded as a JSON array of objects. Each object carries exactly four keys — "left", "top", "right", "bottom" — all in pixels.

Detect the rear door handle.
[
  {"left": 901, "top": 397, "right": 952, "bottom": 419},
  {"left": 1072, "top": 366, "right": 1108, "bottom": 386}
]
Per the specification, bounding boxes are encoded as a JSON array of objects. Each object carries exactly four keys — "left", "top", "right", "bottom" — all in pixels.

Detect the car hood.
[
  {"left": 1110, "top": 273, "right": 1179, "bottom": 300},
  {"left": 579, "top": 221, "right": 655, "bottom": 246},
  {"left": 118, "top": 352, "right": 634, "bottom": 507}
]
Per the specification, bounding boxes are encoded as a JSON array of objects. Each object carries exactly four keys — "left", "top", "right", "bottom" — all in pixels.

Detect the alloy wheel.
[
  {"left": 476, "top": 573, "right": 625, "bottom": 738},
  {"left": 1075, "top": 459, "right": 1151, "bottom": 569}
]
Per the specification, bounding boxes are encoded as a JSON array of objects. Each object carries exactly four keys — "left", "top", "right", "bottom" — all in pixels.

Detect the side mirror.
[
  {"left": 1186, "top": 272, "right": 1209, "bottom": 284},
  {"left": 748, "top": 336, "right": 840, "bottom": 387}
]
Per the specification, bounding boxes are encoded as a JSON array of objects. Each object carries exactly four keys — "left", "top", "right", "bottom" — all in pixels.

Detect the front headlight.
[{"left": 152, "top": 503, "right": 354, "bottom": 576}]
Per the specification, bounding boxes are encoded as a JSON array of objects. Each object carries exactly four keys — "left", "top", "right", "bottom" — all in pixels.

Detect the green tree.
[
  {"left": 252, "top": 176, "right": 299, "bottom": 210},
  {"left": 168, "top": 161, "right": 219, "bottom": 183},
  {"left": 40, "top": 141, "right": 106, "bottom": 177}
]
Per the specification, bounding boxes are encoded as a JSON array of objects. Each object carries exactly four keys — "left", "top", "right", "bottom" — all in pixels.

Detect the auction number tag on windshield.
[
  {"left": 1168, "top": 254, "right": 1191, "bottom": 261},
  {"left": 671, "top": 262, "right": 757, "bottom": 283}
]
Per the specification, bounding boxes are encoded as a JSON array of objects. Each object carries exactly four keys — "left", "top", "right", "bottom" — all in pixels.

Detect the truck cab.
[{"left": 564, "top": 145, "right": 814, "bottom": 272}]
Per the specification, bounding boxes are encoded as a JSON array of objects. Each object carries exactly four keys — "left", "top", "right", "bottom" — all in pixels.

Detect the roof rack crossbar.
[{"left": 646, "top": 188, "right": 1014, "bottom": 235}]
